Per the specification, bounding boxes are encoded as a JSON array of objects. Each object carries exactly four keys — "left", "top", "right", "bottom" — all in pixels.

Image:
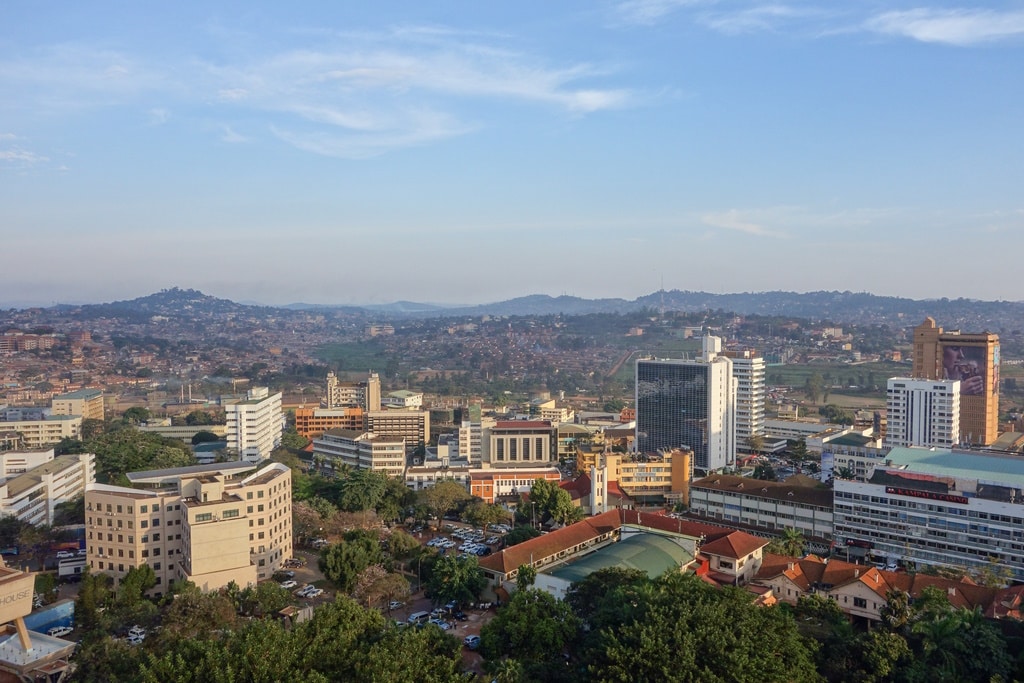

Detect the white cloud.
[
  {"left": 614, "top": 0, "right": 712, "bottom": 26},
  {"left": 0, "top": 147, "right": 50, "bottom": 167},
  {"left": 701, "top": 5, "right": 809, "bottom": 35},
  {"left": 865, "top": 8, "right": 1024, "bottom": 46},
  {"left": 220, "top": 125, "right": 248, "bottom": 143},
  {"left": 148, "top": 108, "right": 170, "bottom": 125},
  {"left": 701, "top": 209, "right": 788, "bottom": 237}
]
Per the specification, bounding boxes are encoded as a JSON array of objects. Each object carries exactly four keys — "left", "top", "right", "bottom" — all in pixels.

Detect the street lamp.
[{"left": 530, "top": 502, "right": 537, "bottom": 530}]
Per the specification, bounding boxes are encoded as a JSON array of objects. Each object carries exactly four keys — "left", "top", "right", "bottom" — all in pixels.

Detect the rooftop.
[
  {"left": 126, "top": 462, "right": 257, "bottom": 485},
  {"left": 545, "top": 533, "right": 694, "bottom": 584},
  {"left": 3, "top": 454, "right": 89, "bottom": 498},
  {"left": 883, "top": 446, "right": 1024, "bottom": 487},
  {"left": 53, "top": 388, "right": 102, "bottom": 400}
]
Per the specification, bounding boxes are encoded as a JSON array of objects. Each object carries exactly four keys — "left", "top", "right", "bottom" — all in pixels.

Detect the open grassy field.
[{"left": 313, "top": 340, "right": 390, "bottom": 374}]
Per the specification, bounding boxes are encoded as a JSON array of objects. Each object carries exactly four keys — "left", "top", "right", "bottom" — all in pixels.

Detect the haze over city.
[{"left": 2, "top": 1, "right": 1022, "bottom": 307}]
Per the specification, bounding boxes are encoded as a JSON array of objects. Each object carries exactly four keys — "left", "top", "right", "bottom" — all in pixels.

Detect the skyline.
[{"left": 2, "top": 2, "right": 1022, "bottom": 307}]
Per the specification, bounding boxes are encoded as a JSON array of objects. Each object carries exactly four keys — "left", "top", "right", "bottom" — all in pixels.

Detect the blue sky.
[{"left": 2, "top": 1, "right": 1022, "bottom": 307}]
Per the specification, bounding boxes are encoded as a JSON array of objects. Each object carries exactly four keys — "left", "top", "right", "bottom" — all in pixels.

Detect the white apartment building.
[
  {"left": 312, "top": 429, "right": 406, "bottom": 478},
  {"left": 0, "top": 448, "right": 59, "bottom": 477},
  {"left": 884, "top": 378, "right": 960, "bottom": 449},
  {"left": 325, "top": 371, "right": 381, "bottom": 411},
  {"left": 381, "top": 390, "right": 423, "bottom": 409},
  {"left": 458, "top": 417, "right": 495, "bottom": 463},
  {"left": 86, "top": 461, "right": 292, "bottom": 592},
  {"left": 0, "top": 453, "right": 95, "bottom": 526},
  {"left": 0, "top": 415, "right": 82, "bottom": 449},
  {"left": 724, "top": 350, "right": 766, "bottom": 451},
  {"left": 224, "top": 387, "right": 283, "bottom": 463},
  {"left": 833, "top": 447, "right": 1024, "bottom": 581}
]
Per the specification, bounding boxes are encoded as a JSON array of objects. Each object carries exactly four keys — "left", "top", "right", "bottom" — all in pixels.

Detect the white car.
[
  {"left": 279, "top": 580, "right": 298, "bottom": 589},
  {"left": 388, "top": 601, "right": 404, "bottom": 610},
  {"left": 304, "top": 588, "right": 324, "bottom": 598},
  {"left": 128, "top": 625, "right": 147, "bottom": 639},
  {"left": 427, "top": 618, "right": 451, "bottom": 630},
  {"left": 47, "top": 626, "right": 73, "bottom": 638},
  {"left": 55, "top": 551, "right": 75, "bottom": 559},
  {"left": 127, "top": 634, "right": 145, "bottom": 646}
]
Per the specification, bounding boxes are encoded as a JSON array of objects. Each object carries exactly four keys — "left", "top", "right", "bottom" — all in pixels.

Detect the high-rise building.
[
  {"left": 722, "top": 349, "right": 765, "bottom": 451},
  {"left": 912, "top": 318, "right": 999, "bottom": 446},
  {"left": 325, "top": 371, "right": 381, "bottom": 411},
  {"left": 883, "top": 378, "right": 960, "bottom": 449},
  {"left": 635, "top": 337, "right": 736, "bottom": 472},
  {"left": 224, "top": 387, "right": 283, "bottom": 462},
  {"left": 366, "top": 409, "right": 430, "bottom": 457}
]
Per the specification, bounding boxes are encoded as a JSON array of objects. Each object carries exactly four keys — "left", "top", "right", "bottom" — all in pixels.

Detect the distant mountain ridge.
[{"left": 21, "top": 287, "right": 1024, "bottom": 331}]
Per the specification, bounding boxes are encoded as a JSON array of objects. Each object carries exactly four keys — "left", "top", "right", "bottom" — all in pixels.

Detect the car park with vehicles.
[
  {"left": 408, "top": 611, "right": 430, "bottom": 625},
  {"left": 427, "top": 618, "right": 451, "bottom": 630}
]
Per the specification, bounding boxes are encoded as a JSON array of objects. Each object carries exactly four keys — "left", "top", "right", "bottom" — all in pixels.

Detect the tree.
[
  {"left": 338, "top": 469, "right": 387, "bottom": 513},
  {"left": 353, "top": 564, "right": 410, "bottom": 609},
  {"left": 280, "top": 427, "right": 310, "bottom": 450},
  {"left": 745, "top": 434, "right": 765, "bottom": 454},
  {"left": 463, "top": 501, "right": 512, "bottom": 529},
  {"left": 480, "top": 588, "right": 581, "bottom": 682},
  {"left": 122, "top": 407, "right": 151, "bottom": 424},
  {"left": 753, "top": 464, "right": 777, "bottom": 481},
  {"left": 515, "top": 564, "right": 536, "bottom": 592},
  {"left": 184, "top": 410, "right": 217, "bottom": 426},
  {"left": 804, "top": 373, "right": 824, "bottom": 404},
  {"left": 766, "top": 528, "right": 806, "bottom": 557},
  {"left": 504, "top": 526, "right": 541, "bottom": 547},
  {"left": 425, "top": 554, "right": 486, "bottom": 608},
  {"left": 387, "top": 530, "right": 420, "bottom": 561},
  {"left": 419, "top": 480, "right": 470, "bottom": 526},
  {"left": 790, "top": 438, "right": 808, "bottom": 462},
  {"left": 549, "top": 489, "right": 584, "bottom": 526},
  {"left": 319, "top": 530, "right": 385, "bottom": 593},
  {"left": 528, "top": 479, "right": 559, "bottom": 517},
  {"left": 191, "top": 430, "right": 221, "bottom": 445}
]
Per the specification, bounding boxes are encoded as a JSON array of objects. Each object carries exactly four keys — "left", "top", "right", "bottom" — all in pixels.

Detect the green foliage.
[
  {"left": 319, "top": 530, "right": 385, "bottom": 593},
  {"left": 338, "top": 469, "right": 387, "bottom": 513},
  {"left": 515, "top": 564, "right": 537, "bottom": 592},
  {"left": 765, "top": 528, "right": 806, "bottom": 557},
  {"left": 386, "top": 530, "right": 420, "bottom": 561},
  {"left": 83, "top": 423, "right": 196, "bottom": 481},
  {"left": 818, "top": 404, "right": 854, "bottom": 425},
  {"left": 191, "top": 430, "right": 221, "bottom": 445},
  {"left": 425, "top": 553, "right": 486, "bottom": 607},
  {"left": 504, "top": 526, "right": 541, "bottom": 547},
  {"left": 753, "top": 464, "right": 777, "bottom": 481},
  {"left": 184, "top": 410, "right": 218, "bottom": 426},
  {"left": 122, "top": 407, "right": 152, "bottom": 424},
  {"left": 480, "top": 589, "right": 581, "bottom": 682},
  {"left": 790, "top": 438, "right": 809, "bottom": 462},
  {"left": 463, "top": 501, "right": 512, "bottom": 529},
  {"left": 280, "top": 427, "right": 310, "bottom": 450},
  {"left": 34, "top": 572, "right": 57, "bottom": 601},
  {"left": 419, "top": 480, "right": 471, "bottom": 524}
]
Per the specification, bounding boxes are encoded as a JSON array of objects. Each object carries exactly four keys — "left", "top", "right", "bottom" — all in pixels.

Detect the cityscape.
[
  {"left": 4, "top": 1, "right": 1024, "bottom": 681},
  {"left": 0, "top": 288, "right": 1022, "bottom": 680}
]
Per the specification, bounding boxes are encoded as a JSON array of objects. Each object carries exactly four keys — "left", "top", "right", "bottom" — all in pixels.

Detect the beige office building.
[
  {"left": 85, "top": 462, "right": 292, "bottom": 594},
  {"left": 912, "top": 318, "right": 999, "bottom": 446},
  {"left": 0, "top": 415, "right": 82, "bottom": 449},
  {"left": 50, "top": 388, "right": 105, "bottom": 421}
]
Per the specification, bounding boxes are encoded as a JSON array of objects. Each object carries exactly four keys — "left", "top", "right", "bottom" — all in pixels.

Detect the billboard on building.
[{"left": 940, "top": 342, "right": 990, "bottom": 396}]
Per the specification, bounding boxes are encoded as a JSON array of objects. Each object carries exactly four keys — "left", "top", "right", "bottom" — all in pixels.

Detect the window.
[
  {"left": 141, "top": 505, "right": 148, "bottom": 513},
  {"left": 141, "top": 520, "right": 148, "bottom": 529},
  {"left": 853, "top": 597, "right": 867, "bottom": 609},
  {"left": 247, "top": 492, "right": 253, "bottom": 500},
  {"left": 258, "top": 505, "right": 264, "bottom": 512},
  {"left": 153, "top": 533, "right": 160, "bottom": 542},
  {"left": 247, "top": 506, "right": 253, "bottom": 513},
  {"left": 223, "top": 509, "right": 239, "bottom": 519},
  {"left": 116, "top": 505, "right": 122, "bottom": 513},
  {"left": 195, "top": 513, "right": 213, "bottom": 522},
  {"left": 153, "top": 562, "right": 161, "bottom": 570}
]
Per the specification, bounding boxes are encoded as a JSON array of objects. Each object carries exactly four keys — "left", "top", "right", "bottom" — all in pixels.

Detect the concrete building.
[
  {"left": 635, "top": 336, "right": 736, "bottom": 472},
  {"left": 224, "top": 387, "right": 283, "bottom": 463},
  {"left": 912, "top": 318, "right": 999, "bottom": 446},
  {"left": 834, "top": 446, "right": 1024, "bottom": 580},
  {"left": 0, "top": 559, "right": 75, "bottom": 682},
  {"left": 884, "top": 378, "right": 960, "bottom": 449},
  {"left": 457, "top": 416, "right": 495, "bottom": 464},
  {"left": 366, "top": 409, "right": 429, "bottom": 457},
  {"left": 599, "top": 448, "right": 692, "bottom": 507},
  {"left": 312, "top": 429, "right": 406, "bottom": 478},
  {"left": 381, "top": 390, "right": 423, "bottom": 409},
  {"left": 325, "top": 371, "right": 381, "bottom": 411},
  {"left": 50, "top": 388, "right": 105, "bottom": 421},
  {"left": 0, "top": 449, "right": 59, "bottom": 478},
  {"left": 0, "top": 415, "right": 82, "bottom": 449},
  {"left": 0, "top": 453, "right": 95, "bottom": 526},
  {"left": 688, "top": 474, "right": 834, "bottom": 552},
  {"left": 293, "top": 407, "right": 365, "bottom": 440},
  {"left": 85, "top": 461, "right": 292, "bottom": 593},
  {"left": 469, "top": 468, "right": 561, "bottom": 504},
  {"left": 486, "top": 421, "right": 555, "bottom": 468},
  {"left": 138, "top": 420, "right": 228, "bottom": 444},
  {"left": 723, "top": 350, "right": 766, "bottom": 451}
]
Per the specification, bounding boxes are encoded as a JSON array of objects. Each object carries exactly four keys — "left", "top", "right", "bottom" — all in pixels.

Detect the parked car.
[
  {"left": 388, "top": 601, "right": 404, "bottom": 610},
  {"left": 47, "top": 626, "right": 73, "bottom": 638},
  {"left": 127, "top": 634, "right": 145, "bottom": 646},
  {"left": 55, "top": 551, "right": 75, "bottom": 559},
  {"left": 305, "top": 588, "right": 324, "bottom": 598},
  {"left": 463, "top": 635, "right": 480, "bottom": 650},
  {"left": 128, "top": 625, "right": 147, "bottom": 639},
  {"left": 279, "top": 580, "right": 298, "bottom": 589},
  {"left": 427, "top": 618, "right": 451, "bottom": 630}
]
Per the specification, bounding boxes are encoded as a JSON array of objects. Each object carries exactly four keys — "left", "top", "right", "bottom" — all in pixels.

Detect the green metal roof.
[
  {"left": 885, "top": 446, "right": 1024, "bottom": 486},
  {"left": 543, "top": 533, "right": 693, "bottom": 584}
]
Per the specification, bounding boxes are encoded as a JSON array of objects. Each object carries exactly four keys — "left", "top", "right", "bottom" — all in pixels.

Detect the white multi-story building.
[
  {"left": 724, "top": 350, "right": 765, "bottom": 451},
  {"left": 635, "top": 336, "right": 736, "bottom": 472},
  {"left": 883, "top": 378, "right": 960, "bottom": 449},
  {"left": 224, "top": 387, "right": 283, "bottom": 463},
  {"left": 0, "top": 453, "right": 95, "bottom": 525},
  {"left": 381, "top": 390, "right": 423, "bottom": 409},
  {"left": 458, "top": 417, "right": 495, "bottom": 463},
  {"left": 325, "top": 371, "right": 381, "bottom": 411},
  {"left": 312, "top": 429, "right": 406, "bottom": 478},
  {"left": 0, "top": 415, "right": 82, "bottom": 449},
  {"left": 833, "top": 447, "right": 1024, "bottom": 580}
]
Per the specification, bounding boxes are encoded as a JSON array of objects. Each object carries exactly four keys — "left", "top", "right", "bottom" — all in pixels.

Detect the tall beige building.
[
  {"left": 85, "top": 462, "right": 292, "bottom": 594},
  {"left": 912, "top": 318, "right": 999, "bottom": 446},
  {"left": 50, "top": 388, "right": 105, "bottom": 421}
]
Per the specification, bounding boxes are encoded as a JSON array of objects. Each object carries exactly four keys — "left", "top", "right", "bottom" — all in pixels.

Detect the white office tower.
[
  {"left": 225, "top": 387, "right": 284, "bottom": 462},
  {"left": 636, "top": 336, "right": 736, "bottom": 472},
  {"left": 884, "top": 378, "right": 960, "bottom": 449},
  {"left": 725, "top": 350, "right": 766, "bottom": 451}
]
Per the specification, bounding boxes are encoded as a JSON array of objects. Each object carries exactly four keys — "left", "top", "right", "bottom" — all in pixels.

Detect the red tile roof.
[{"left": 699, "top": 531, "right": 769, "bottom": 560}]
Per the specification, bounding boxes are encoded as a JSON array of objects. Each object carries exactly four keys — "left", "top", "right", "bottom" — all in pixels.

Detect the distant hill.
[{"left": 22, "top": 287, "right": 1024, "bottom": 332}]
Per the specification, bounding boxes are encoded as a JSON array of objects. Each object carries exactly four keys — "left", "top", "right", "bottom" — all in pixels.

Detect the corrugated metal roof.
[{"left": 545, "top": 533, "right": 694, "bottom": 583}]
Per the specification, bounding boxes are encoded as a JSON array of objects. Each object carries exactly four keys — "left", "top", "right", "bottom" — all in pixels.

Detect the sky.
[{"left": 2, "top": 1, "right": 1023, "bottom": 307}]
